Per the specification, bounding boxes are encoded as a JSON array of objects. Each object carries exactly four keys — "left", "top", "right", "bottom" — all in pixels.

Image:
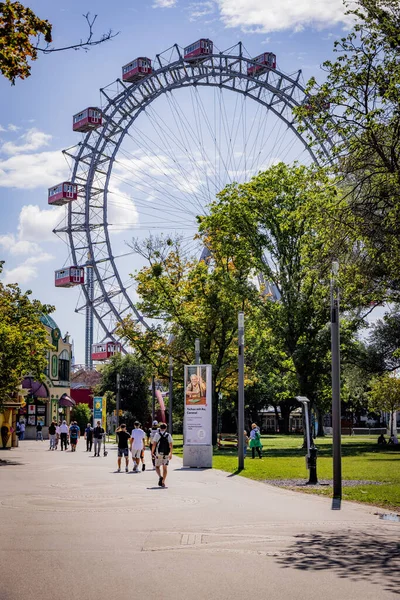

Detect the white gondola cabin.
[
  {"left": 73, "top": 107, "right": 102, "bottom": 132},
  {"left": 122, "top": 57, "right": 152, "bottom": 83},
  {"left": 247, "top": 52, "right": 276, "bottom": 76},
  {"left": 91, "top": 342, "right": 122, "bottom": 361},
  {"left": 184, "top": 39, "right": 213, "bottom": 62},
  {"left": 55, "top": 266, "right": 85, "bottom": 288},
  {"left": 48, "top": 182, "right": 77, "bottom": 206}
]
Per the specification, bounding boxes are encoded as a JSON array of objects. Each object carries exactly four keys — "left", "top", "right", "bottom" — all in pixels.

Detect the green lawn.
[{"left": 173, "top": 434, "right": 400, "bottom": 510}]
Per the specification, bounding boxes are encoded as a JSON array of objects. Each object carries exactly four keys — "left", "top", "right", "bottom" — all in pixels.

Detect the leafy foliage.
[
  {"left": 369, "top": 373, "right": 400, "bottom": 434},
  {"left": 71, "top": 402, "right": 92, "bottom": 433},
  {"left": 295, "top": 0, "right": 400, "bottom": 291},
  {"left": 95, "top": 354, "right": 150, "bottom": 426},
  {"left": 0, "top": 261, "right": 54, "bottom": 407},
  {"left": 0, "top": 2, "right": 117, "bottom": 84},
  {"left": 0, "top": 0, "right": 52, "bottom": 84}
]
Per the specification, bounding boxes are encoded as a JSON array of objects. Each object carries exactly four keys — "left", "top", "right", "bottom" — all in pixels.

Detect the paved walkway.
[{"left": 0, "top": 441, "right": 399, "bottom": 599}]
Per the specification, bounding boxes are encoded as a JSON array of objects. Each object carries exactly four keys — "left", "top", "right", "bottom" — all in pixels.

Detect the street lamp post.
[
  {"left": 331, "top": 260, "right": 342, "bottom": 507},
  {"left": 151, "top": 376, "right": 156, "bottom": 423},
  {"left": 116, "top": 373, "right": 121, "bottom": 428},
  {"left": 195, "top": 338, "right": 201, "bottom": 365},
  {"left": 238, "top": 311, "right": 245, "bottom": 471},
  {"left": 169, "top": 356, "right": 173, "bottom": 434}
]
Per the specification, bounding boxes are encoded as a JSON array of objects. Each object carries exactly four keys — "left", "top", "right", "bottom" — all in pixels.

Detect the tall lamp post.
[
  {"left": 168, "top": 356, "right": 173, "bottom": 434},
  {"left": 238, "top": 311, "right": 245, "bottom": 471},
  {"left": 151, "top": 376, "right": 156, "bottom": 423},
  {"left": 331, "top": 260, "right": 342, "bottom": 507},
  {"left": 195, "top": 338, "right": 201, "bottom": 365},
  {"left": 116, "top": 373, "right": 121, "bottom": 429}
]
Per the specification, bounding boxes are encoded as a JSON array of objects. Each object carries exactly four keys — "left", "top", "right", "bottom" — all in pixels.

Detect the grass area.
[{"left": 174, "top": 434, "right": 400, "bottom": 510}]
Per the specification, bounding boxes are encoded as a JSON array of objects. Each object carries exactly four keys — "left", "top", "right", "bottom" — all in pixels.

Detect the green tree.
[
  {"left": 199, "top": 163, "right": 365, "bottom": 431},
  {"left": 95, "top": 354, "right": 150, "bottom": 426},
  {"left": 118, "top": 235, "right": 259, "bottom": 444},
  {"left": 369, "top": 373, "right": 400, "bottom": 435},
  {"left": 0, "top": 2, "right": 117, "bottom": 84},
  {"left": 0, "top": 261, "right": 54, "bottom": 408},
  {"left": 295, "top": 0, "right": 400, "bottom": 293},
  {"left": 71, "top": 403, "right": 92, "bottom": 434}
]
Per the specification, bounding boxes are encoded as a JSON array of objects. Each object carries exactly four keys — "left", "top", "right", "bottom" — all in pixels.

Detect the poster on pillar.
[
  {"left": 184, "top": 365, "right": 212, "bottom": 445},
  {"left": 93, "top": 397, "right": 104, "bottom": 429}
]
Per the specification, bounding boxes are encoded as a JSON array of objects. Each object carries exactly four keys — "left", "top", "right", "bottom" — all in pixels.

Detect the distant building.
[
  {"left": 18, "top": 314, "right": 74, "bottom": 439},
  {"left": 70, "top": 366, "right": 102, "bottom": 409}
]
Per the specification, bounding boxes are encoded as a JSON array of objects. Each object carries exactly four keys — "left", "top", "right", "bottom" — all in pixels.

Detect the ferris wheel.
[{"left": 51, "top": 40, "right": 332, "bottom": 368}]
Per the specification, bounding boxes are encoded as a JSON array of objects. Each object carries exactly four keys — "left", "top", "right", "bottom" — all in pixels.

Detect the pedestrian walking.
[
  {"left": 149, "top": 420, "right": 159, "bottom": 468},
  {"left": 48, "top": 421, "right": 57, "bottom": 450},
  {"left": 116, "top": 424, "right": 131, "bottom": 472},
  {"left": 55, "top": 422, "right": 61, "bottom": 449},
  {"left": 130, "top": 421, "right": 146, "bottom": 472},
  {"left": 243, "top": 429, "right": 249, "bottom": 460},
  {"left": 93, "top": 421, "right": 104, "bottom": 457},
  {"left": 59, "top": 420, "right": 69, "bottom": 451},
  {"left": 19, "top": 420, "right": 25, "bottom": 441},
  {"left": 69, "top": 421, "right": 80, "bottom": 451},
  {"left": 249, "top": 423, "right": 262, "bottom": 459},
  {"left": 151, "top": 422, "right": 173, "bottom": 488},
  {"left": 36, "top": 422, "right": 43, "bottom": 441},
  {"left": 84, "top": 423, "right": 93, "bottom": 452}
]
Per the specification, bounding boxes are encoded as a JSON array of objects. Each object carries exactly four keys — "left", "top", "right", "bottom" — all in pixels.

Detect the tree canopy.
[
  {"left": 0, "top": 1, "right": 117, "bottom": 84},
  {"left": 295, "top": 0, "right": 400, "bottom": 292},
  {"left": 0, "top": 261, "right": 54, "bottom": 407}
]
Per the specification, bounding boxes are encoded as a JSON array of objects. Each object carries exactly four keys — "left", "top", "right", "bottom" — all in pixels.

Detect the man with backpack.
[
  {"left": 151, "top": 422, "right": 173, "bottom": 488},
  {"left": 69, "top": 421, "right": 80, "bottom": 452}
]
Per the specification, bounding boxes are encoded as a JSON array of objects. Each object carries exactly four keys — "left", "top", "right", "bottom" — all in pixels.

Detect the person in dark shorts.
[
  {"left": 151, "top": 422, "right": 173, "bottom": 488},
  {"left": 116, "top": 424, "right": 131, "bottom": 472},
  {"left": 69, "top": 421, "right": 80, "bottom": 452},
  {"left": 84, "top": 423, "right": 93, "bottom": 452}
]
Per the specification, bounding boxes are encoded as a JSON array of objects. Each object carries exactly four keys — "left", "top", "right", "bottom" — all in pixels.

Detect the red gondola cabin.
[
  {"left": 247, "top": 52, "right": 277, "bottom": 76},
  {"left": 73, "top": 107, "right": 102, "bottom": 132},
  {"left": 122, "top": 58, "right": 152, "bottom": 83},
  {"left": 55, "top": 266, "right": 85, "bottom": 288},
  {"left": 48, "top": 182, "right": 78, "bottom": 206},
  {"left": 91, "top": 342, "right": 122, "bottom": 361},
  {"left": 184, "top": 39, "right": 213, "bottom": 62}
]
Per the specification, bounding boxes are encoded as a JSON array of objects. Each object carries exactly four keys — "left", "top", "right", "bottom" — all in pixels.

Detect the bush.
[{"left": 71, "top": 403, "right": 92, "bottom": 433}]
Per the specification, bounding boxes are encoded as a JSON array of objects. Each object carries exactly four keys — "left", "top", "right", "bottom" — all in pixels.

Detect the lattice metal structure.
[{"left": 54, "top": 42, "right": 333, "bottom": 367}]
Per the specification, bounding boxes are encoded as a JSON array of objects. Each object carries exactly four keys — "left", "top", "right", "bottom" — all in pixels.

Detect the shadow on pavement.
[
  {"left": 0, "top": 458, "right": 24, "bottom": 466},
  {"left": 277, "top": 530, "right": 400, "bottom": 595}
]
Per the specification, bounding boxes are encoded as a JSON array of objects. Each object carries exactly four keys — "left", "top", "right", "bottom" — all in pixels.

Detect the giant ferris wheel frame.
[{"left": 54, "top": 42, "right": 333, "bottom": 368}]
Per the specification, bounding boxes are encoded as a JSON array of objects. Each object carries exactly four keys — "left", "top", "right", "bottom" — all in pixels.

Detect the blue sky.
[{"left": 0, "top": 0, "right": 353, "bottom": 364}]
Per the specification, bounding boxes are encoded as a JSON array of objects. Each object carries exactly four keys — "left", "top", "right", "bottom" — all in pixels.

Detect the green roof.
[{"left": 40, "top": 314, "right": 59, "bottom": 331}]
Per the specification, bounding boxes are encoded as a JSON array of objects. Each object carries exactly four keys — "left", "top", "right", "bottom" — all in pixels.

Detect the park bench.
[{"left": 217, "top": 433, "right": 238, "bottom": 449}]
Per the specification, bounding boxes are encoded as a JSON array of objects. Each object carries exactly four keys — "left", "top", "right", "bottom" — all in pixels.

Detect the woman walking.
[{"left": 249, "top": 423, "right": 262, "bottom": 459}]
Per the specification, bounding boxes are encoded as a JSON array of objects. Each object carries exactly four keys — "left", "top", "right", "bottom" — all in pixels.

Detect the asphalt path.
[{"left": 0, "top": 441, "right": 399, "bottom": 599}]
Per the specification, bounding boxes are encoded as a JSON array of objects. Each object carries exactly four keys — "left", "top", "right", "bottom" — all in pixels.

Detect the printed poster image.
[
  {"left": 28, "top": 415, "right": 36, "bottom": 426},
  {"left": 28, "top": 405, "right": 36, "bottom": 415},
  {"left": 184, "top": 365, "right": 212, "bottom": 446}
]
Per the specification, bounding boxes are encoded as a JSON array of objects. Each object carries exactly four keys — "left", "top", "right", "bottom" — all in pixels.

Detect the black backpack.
[{"left": 157, "top": 431, "right": 170, "bottom": 455}]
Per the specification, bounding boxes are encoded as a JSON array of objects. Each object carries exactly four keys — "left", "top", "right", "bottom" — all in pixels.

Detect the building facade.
[{"left": 18, "top": 314, "right": 74, "bottom": 439}]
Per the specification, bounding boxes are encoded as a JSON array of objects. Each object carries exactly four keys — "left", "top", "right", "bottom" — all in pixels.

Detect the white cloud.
[
  {"left": 0, "top": 149, "right": 67, "bottom": 189},
  {"left": 188, "top": 1, "right": 215, "bottom": 20},
  {"left": 152, "top": 0, "right": 176, "bottom": 7},
  {"left": 0, "top": 125, "right": 6, "bottom": 132},
  {"left": 0, "top": 234, "right": 41, "bottom": 255},
  {"left": 1, "top": 128, "right": 52, "bottom": 155},
  {"left": 108, "top": 184, "right": 139, "bottom": 232},
  {"left": 8, "top": 124, "right": 21, "bottom": 132},
  {"left": 1, "top": 253, "right": 52, "bottom": 285},
  {"left": 18, "top": 204, "right": 64, "bottom": 242},
  {"left": 215, "top": 0, "right": 352, "bottom": 33}
]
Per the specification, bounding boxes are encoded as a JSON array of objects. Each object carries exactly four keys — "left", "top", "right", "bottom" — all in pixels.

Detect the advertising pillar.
[{"left": 183, "top": 364, "right": 213, "bottom": 468}]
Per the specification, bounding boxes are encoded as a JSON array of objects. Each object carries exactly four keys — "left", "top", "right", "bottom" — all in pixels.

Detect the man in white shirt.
[
  {"left": 55, "top": 423, "right": 61, "bottom": 449},
  {"left": 59, "top": 420, "right": 69, "bottom": 451},
  {"left": 130, "top": 421, "right": 146, "bottom": 472}
]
